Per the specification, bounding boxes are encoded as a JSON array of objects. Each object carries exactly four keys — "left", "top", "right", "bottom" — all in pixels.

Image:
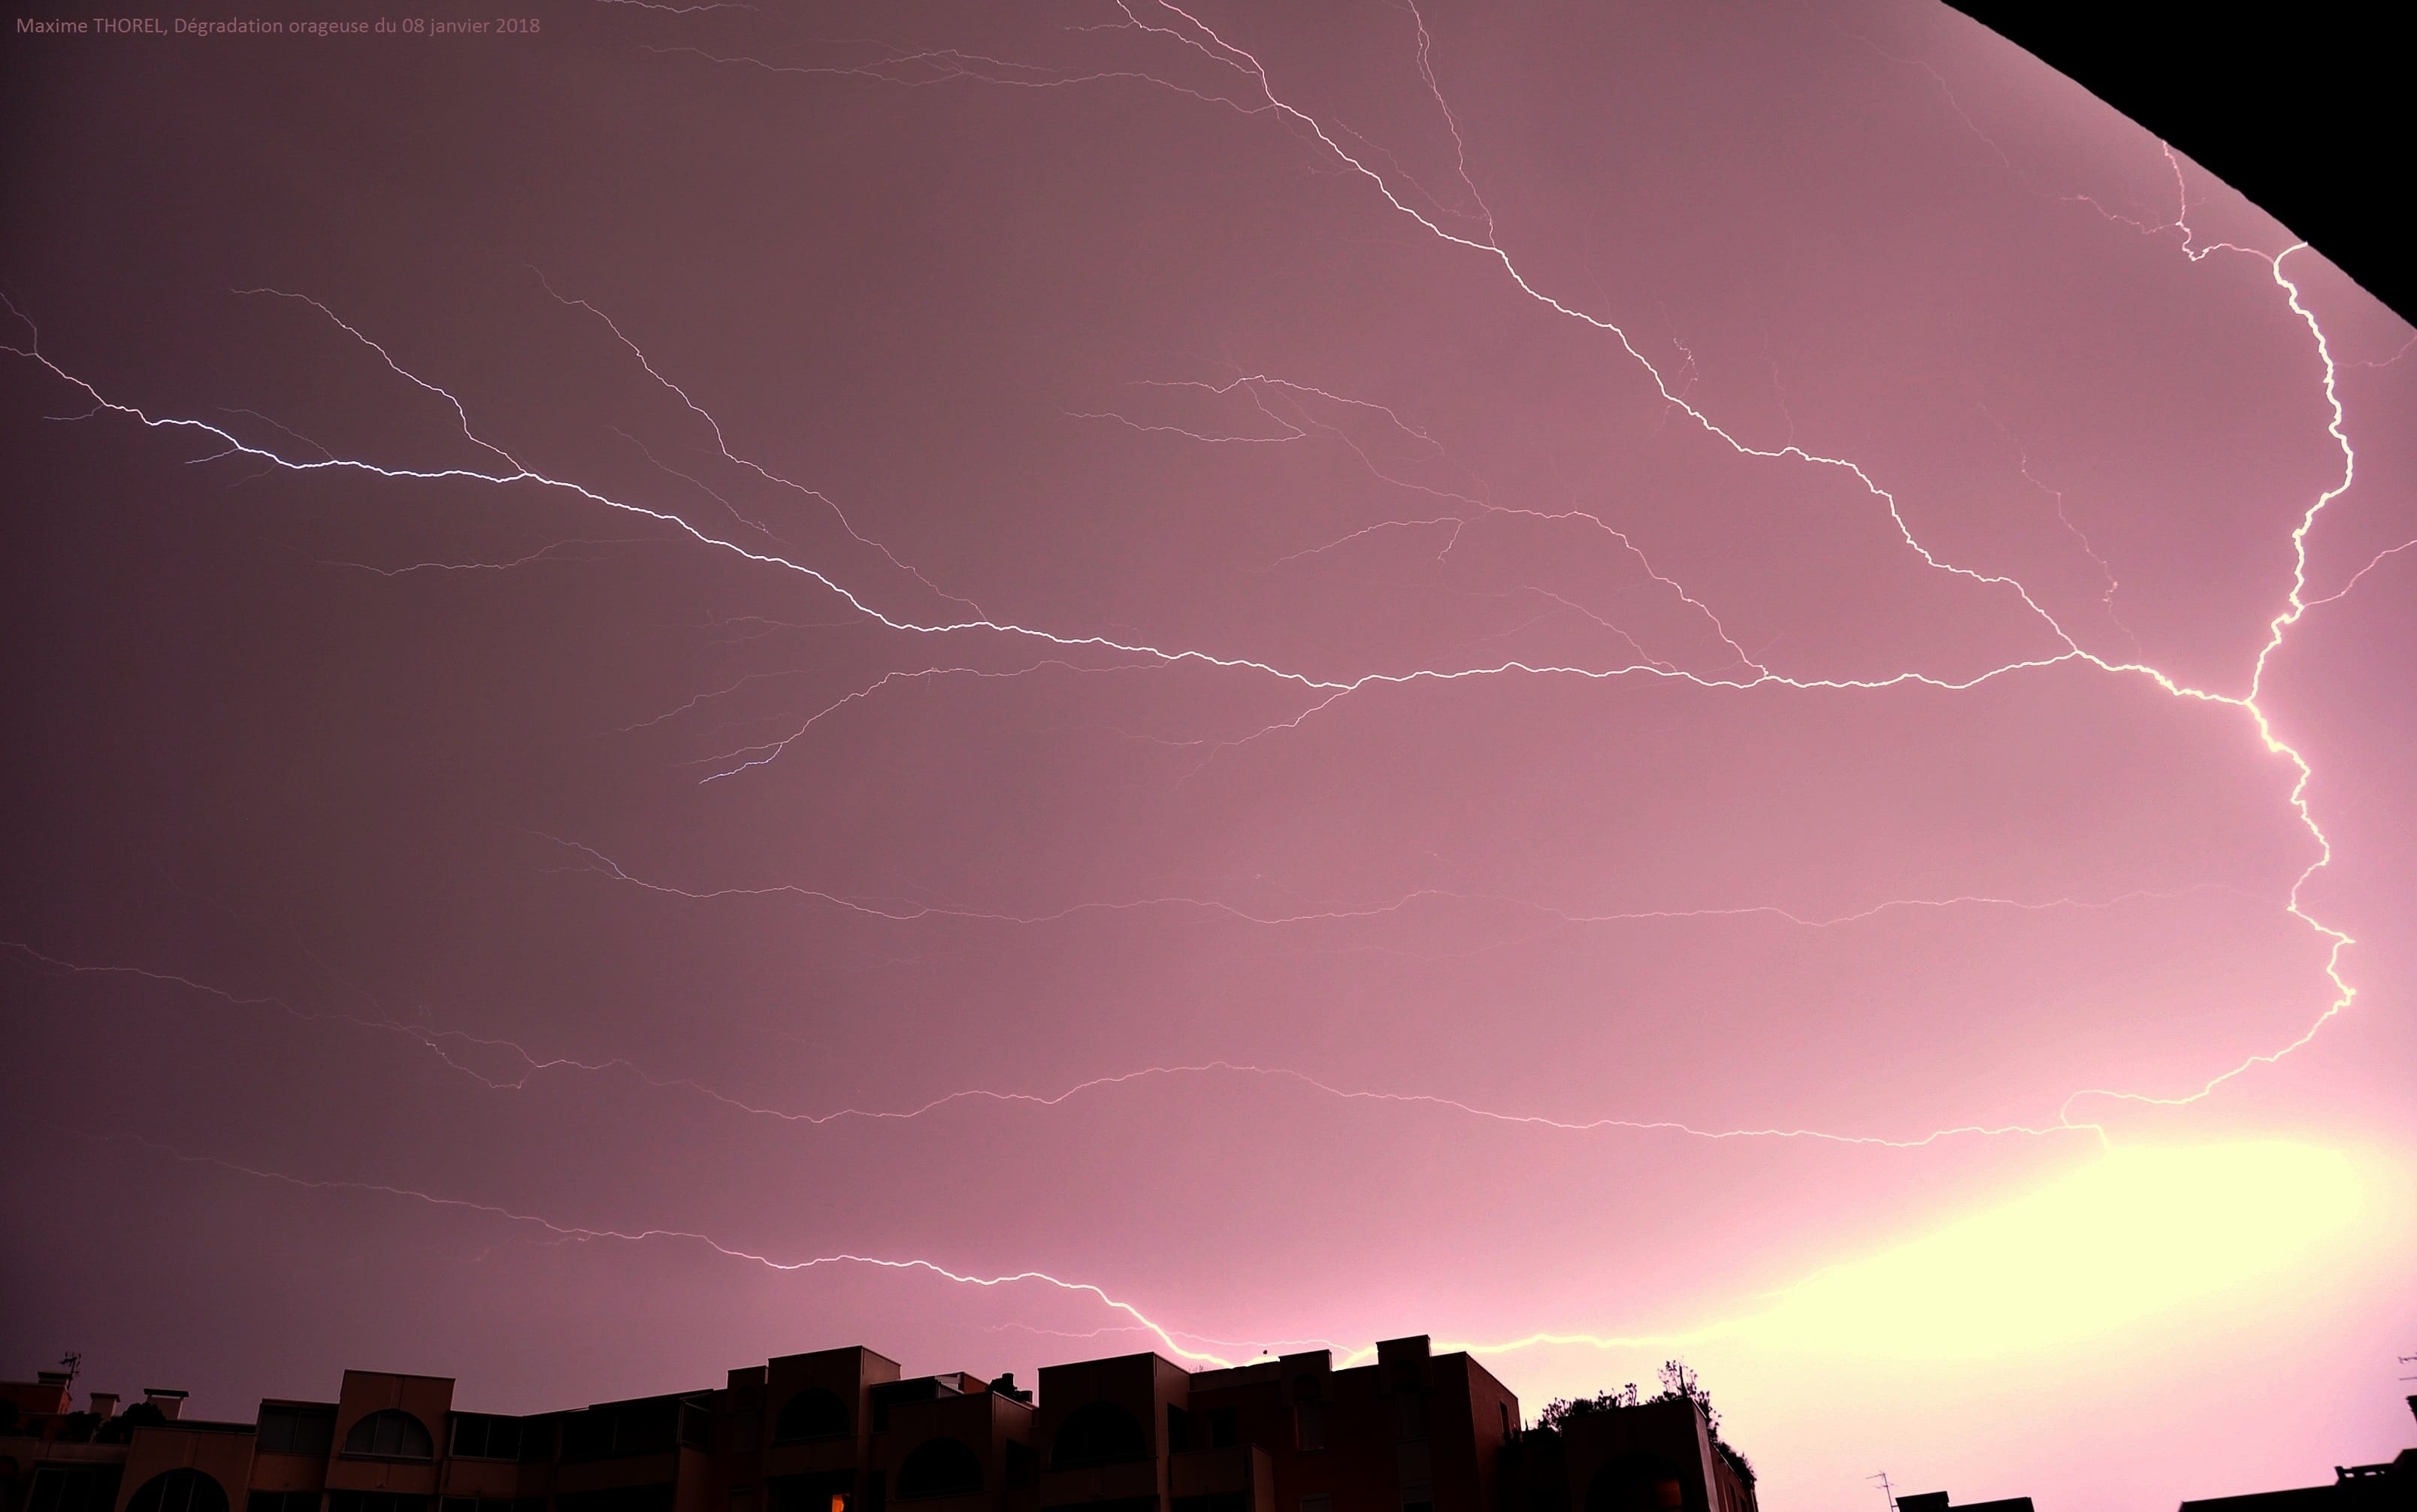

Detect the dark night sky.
[{"left": 4, "top": 4, "right": 2413, "bottom": 1508}]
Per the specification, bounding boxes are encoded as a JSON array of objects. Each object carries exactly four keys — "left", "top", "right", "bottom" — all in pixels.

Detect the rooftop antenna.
[
  {"left": 59, "top": 1353, "right": 81, "bottom": 1386},
  {"left": 2397, "top": 1352, "right": 2416, "bottom": 1381},
  {"left": 1867, "top": 1471, "right": 1896, "bottom": 1509}
]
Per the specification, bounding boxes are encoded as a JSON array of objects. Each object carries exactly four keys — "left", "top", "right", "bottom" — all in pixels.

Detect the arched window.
[
  {"left": 1049, "top": 1402, "right": 1147, "bottom": 1470},
  {"left": 1583, "top": 1454, "right": 1685, "bottom": 1512},
  {"left": 128, "top": 1471, "right": 229, "bottom": 1512},
  {"left": 894, "top": 1438, "right": 982, "bottom": 1500},
  {"left": 343, "top": 1409, "right": 434, "bottom": 1460},
  {"left": 773, "top": 1389, "right": 849, "bottom": 1444}
]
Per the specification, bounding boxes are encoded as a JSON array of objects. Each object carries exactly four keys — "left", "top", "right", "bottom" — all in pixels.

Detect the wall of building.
[{"left": 2, "top": 1338, "right": 1745, "bottom": 1512}]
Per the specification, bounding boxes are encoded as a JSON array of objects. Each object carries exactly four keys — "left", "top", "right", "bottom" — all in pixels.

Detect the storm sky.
[{"left": 4, "top": 3, "right": 2413, "bottom": 1508}]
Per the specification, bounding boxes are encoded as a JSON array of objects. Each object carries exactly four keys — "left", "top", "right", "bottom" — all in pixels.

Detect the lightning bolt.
[
  {"left": 6, "top": 0, "right": 2404, "bottom": 1389},
  {"left": 98, "top": 1129, "right": 1237, "bottom": 1365}
]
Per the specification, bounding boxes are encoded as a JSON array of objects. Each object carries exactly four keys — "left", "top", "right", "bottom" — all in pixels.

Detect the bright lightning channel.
[{"left": 5, "top": 0, "right": 2407, "bottom": 1370}]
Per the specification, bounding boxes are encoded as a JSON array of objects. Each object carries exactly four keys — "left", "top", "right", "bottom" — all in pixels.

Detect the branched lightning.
[{"left": 6, "top": 0, "right": 2404, "bottom": 1377}]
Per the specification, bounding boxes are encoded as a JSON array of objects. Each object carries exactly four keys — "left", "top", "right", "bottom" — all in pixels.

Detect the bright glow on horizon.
[{"left": 1728, "top": 1142, "right": 2367, "bottom": 1358}]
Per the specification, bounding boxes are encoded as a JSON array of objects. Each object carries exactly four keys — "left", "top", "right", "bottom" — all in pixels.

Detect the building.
[
  {"left": 1499, "top": 1396, "right": 1756, "bottom": 1512},
  {"left": 0, "top": 1338, "right": 1754, "bottom": 1512},
  {"left": 1892, "top": 1493, "right": 2034, "bottom": 1512}
]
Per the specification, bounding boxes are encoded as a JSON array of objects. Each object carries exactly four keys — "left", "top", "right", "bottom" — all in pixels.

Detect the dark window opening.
[
  {"left": 1049, "top": 1402, "right": 1148, "bottom": 1470},
  {"left": 894, "top": 1439, "right": 982, "bottom": 1501},
  {"left": 325, "top": 1495, "right": 432, "bottom": 1512},
  {"left": 1174, "top": 1495, "right": 1245, "bottom": 1512},
  {"left": 250, "top": 1494, "right": 320, "bottom": 1512},
  {"left": 1293, "top": 1402, "right": 1325, "bottom": 1453},
  {"left": 555, "top": 1486, "right": 675, "bottom": 1512},
  {"left": 451, "top": 1414, "right": 528, "bottom": 1461},
  {"left": 1206, "top": 1410, "right": 1237, "bottom": 1451},
  {"left": 1166, "top": 1406, "right": 1191, "bottom": 1455},
  {"left": 259, "top": 1408, "right": 337, "bottom": 1459},
  {"left": 1584, "top": 1455, "right": 1687, "bottom": 1512},
  {"left": 560, "top": 1401, "right": 679, "bottom": 1463},
  {"left": 343, "top": 1411, "right": 434, "bottom": 1462},
  {"left": 1402, "top": 1483, "right": 1435, "bottom": 1512},
  {"left": 1393, "top": 1392, "right": 1427, "bottom": 1444},
  {"left": 768, "top": 1473, "right": 855, "bottom": 1512},
  {"left": 132, "top": 1471, "right": 230, "bottom": 1512},
  {"left": 27, "top": 1465, "right": 123, "bottom": 1512},
  {"left": 774, "top": 1389, "right": 850, "bottom": 1444}
]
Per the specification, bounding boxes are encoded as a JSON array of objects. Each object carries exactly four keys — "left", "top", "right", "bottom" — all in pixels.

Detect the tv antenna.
[
  {"left": 1867, "top": 1471, "right": 1896, "bottom": 1509},
  {"left": 59, "top": 1353, "right": 81, "bottom": 1386}
]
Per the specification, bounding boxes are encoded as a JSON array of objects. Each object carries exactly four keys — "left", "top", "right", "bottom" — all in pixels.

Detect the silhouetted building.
[
  {"left": 1894, "top": 1493, "right": 2034, "bottom": 1512},
  {"left": 0, "top": 1338, "right": 1752, "bottom": 1512},
  {"left": 1500, "top": 1395, "right": 1755, "bottom": 1512},
  {"left": 2172, "top": 1396, "right": 2417, "bottom": 1510}
]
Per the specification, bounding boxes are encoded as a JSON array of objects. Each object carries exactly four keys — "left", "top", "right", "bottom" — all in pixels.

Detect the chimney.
[
  {"left": 142, "top": 1389, "right": 188, "bottom": 1420},
  {"left": 988, "top": 1373, "right": 1032, "bottom": 1404},
  {"left": 89, "top": 1393, "right": 120, "bottom": 1419},
  {"left": 32, "top": 1371, "right": 73, "bottom": 1414}
]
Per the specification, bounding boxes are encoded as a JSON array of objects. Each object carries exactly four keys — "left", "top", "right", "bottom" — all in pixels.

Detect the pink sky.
[{"left": 4, "top": 2, "right": 2412, "bottom": 1507}]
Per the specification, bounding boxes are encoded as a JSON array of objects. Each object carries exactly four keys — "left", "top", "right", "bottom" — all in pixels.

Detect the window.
[
  {"left": 1393, "top": 1391, "right": 1427, "bottom": 1444},
  {"left": 343, "top": 1410, "right": 434, "bottom": 1461},
  {"left": 450, "top": 1414, "right": 526, "bottom": 1461},
  {"left": 128, "top": 1468, "right": 228, "bottom": 1512},
  {"left": 1299, "top": 1497, "right": 1332, "bottom": 1512},
  {"left": 259, "top": 1408, "right": 337, "bottom": 1459},
  {"left": 26, "top": 1465, "right": 123, "bottom": 1512},
  {"left": 129, "top": 1472, "right": 228, "bottom": 1512},
  {"left": 1048, "top": 1402, "right": 1147, "bottom": 1470},
  {"left": 514, "top": 1420, "right": 558, "bottom": 1464},
  {"left": 1206, "top": 1410, "right": 1237, "bottom": 1451},
  {"left": 772, "top": 1390, "right": 849, "bottom": 1444},
  {"left": 1293, "top": 1402, "right": 1325, "bottom": 1453},
  {"left": 430, "top": 1497, "right": 539, "bottom": 1512},
  {"left": 1583, "top": 1455, "right": 1686, "bottom": 1512},
  {"left": 678, "top": 1401, "right": 715, "bottom": 1452},
  {"left": 894, "top": 1439, "right": 982, "bottom": 1501},
  {"left": 326, "top": 1494, "right": 431, "bottom": 1512},
  {"left": 559, "top": 1402, "right": 679, "bottom": 1463},
  {"left": 767, "top": 1473, "right": 852, "bottom": 1512},
  {"left": 1499, "top": 1405, "right": 1510, "bottom": 1439},
  {"left": 1042, "top": 1499, "right": 1154, "bottom": 1512},
  {"left": 555, "top": 1487, "right": 673, "bottom": 1512},
  {"left": 250, "top": 1495, "right": 320, "bottom": 1512},
  {"left": 1166, "top": 1406, "right": 1191, "bottom": 1454},
  {"left": 1402, "top": 1484, "right": 1434, "bottom": 1512}
]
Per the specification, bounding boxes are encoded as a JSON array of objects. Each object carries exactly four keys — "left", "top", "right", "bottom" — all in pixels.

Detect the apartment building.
[{"left": 0, "top": 1335, "right": 1751, "bottom": 1512}]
